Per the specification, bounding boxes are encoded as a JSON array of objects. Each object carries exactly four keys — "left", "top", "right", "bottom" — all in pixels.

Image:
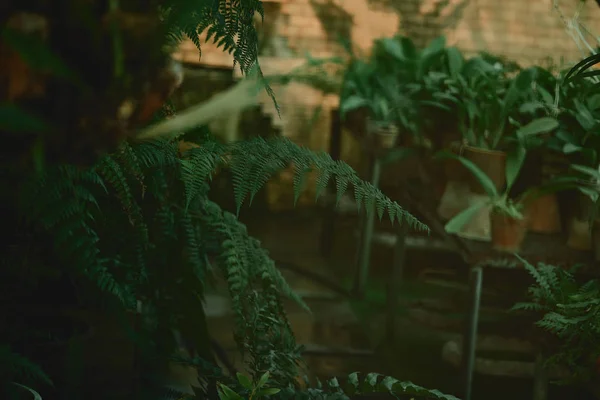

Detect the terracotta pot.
[
  {"left": 567, "top": 218, "right": 592, "bottom": 250},
  {"left": 525, "top": 193, "right": 562, "bottom": 234},
  {"left": 490, "top": 211, "right": 528, "bottom": 252},
  {"left": 463, "top": 145, "right": 507, "bottom": 194},
  {"left": 567, "top": 192, "right": 594, "bottom": 251},
  {"left": 368, "top": 121, "right": 399, "bottom": 150}
]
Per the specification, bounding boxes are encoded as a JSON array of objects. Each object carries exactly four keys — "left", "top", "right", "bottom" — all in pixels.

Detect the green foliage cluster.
[
  {"left": 218, "top": 371, "right": 460, "bottom": 400},
  {"left": 336, "top": 35, "right": 556, "bottom": 150},
  {"left": 513, "top": 256, "right": 600, "bottom": 386},
  {"left": 0, "top": 2, "right": 451, "bottom": 400}
]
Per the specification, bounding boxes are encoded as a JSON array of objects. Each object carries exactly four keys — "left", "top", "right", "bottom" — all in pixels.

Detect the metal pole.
[
  {"left": 533, "top": 351, "right": 549, "bottom": 400},
  {"left": 461, "top": 266, "right": 483, "bottom": 400},
  {"left": 352, "top": 156, "right": 382, "bottom": 297},
  {"left": 319, "top": 109, "right": 342, "bottom": 257},
  {"left": 386, "top": 221, "right": 409, "bottom": 341}
]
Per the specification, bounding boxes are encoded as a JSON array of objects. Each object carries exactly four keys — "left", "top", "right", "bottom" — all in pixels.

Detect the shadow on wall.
[
  {"left": 309, "top": 0, "right": 354, "bottom": 46},
  {"left": 365, "top": 0, "right": 475, "bottom": 47}
]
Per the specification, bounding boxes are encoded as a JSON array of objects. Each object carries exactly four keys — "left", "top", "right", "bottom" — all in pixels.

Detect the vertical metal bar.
[
  {"left": 319, "top": 109, "right": 342, "bottom": 257},
  {"left": 533, "top": 351, "right": 549, "bottom": 400},
  {"left": 352, "top": 156, "right": 382, "bottom": 297},
  {"left": 386, "top": 221, "right": 409, "bottom": 341},
  {"left": 462, "top": 266, "right": 483, "bottom": 400}
]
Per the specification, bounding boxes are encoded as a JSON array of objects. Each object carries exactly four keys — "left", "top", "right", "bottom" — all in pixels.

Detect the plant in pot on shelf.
[
  {"left": 562, "top": 163, "right": 600, "bottom": 259},
  {"left": 339, "top": 58, "right": 415, "bottom": 152},
  {"left": 548, "top": 53, "right": 600, "bottom": 249},
  {"left": 437, "top": 117, "right": 563, "bottom": 252},
  {"left": 435, "top": 63, "right": 545, "bottom": 194},
  {"left": 369, "top": 35, "right": 458, "bottom": 149},
  {"left": 439, "top": 151, "right": 527, "bottom": 251}
]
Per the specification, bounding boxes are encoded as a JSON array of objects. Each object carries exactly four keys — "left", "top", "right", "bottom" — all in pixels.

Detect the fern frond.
[{"left": 223, "top": 137, "right": 426, "bottom": 230}]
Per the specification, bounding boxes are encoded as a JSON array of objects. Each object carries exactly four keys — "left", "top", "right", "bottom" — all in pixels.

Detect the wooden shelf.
[
  {"left": 463, "top": 233, "right": 594, "bottom": 269},
  {"left": 352, "top": 229, "right": 454, "bottom": 252}
]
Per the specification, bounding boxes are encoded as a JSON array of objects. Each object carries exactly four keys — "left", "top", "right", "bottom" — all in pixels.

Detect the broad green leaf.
[
  {"left": 587, "top": 93, "right": 600, "bottom": 110},
  {"left": 423, "top": 36, "right": 446, "bottom": 58},
  {"left": 515, "top": 117, "right": 559, "bottom": 139},
  {"left": 504, "top": 68, "right": 537, "bottom": 112},
  {"left": 398, "top": 36, "right": 417, "bottom": 59},
  {"left": 519, "top": 101, "right": 544, "bottom": 114},
  {"left": 444, "top": 201, "right": 487, "bottom": 234},
  {"left": 537, "top": 86, "right": 555, "bottom": 105},
  {"left": 381, "top": 37, "right": 407, "bottom": 60},
  {"left": 340, "top": 95, "right": 368, "bottom": 117},
  {"left": 563, "top": 143, "right": 582, "bottom": 154},
  {"left": 217, "top": 383, "right": 244, "bottom": 400},
  {"left": 256, "top": 388, "right": 281, "bottom": 396},
  {"left": 256, "top": 371, "right": 270, "bottom": 389},
  {"left": 236, "top": 373, "right": 253, "bottom": 390},
  {"left": 435, "top": 151, "right": 498, "bottom": 198},
  {"left": 579, "top": 186, "right": 599, "bottom": 202},
  {"left": 505, "top": 146, "right": 526, "bottom": 192},
  {"left": 446, "top": 47, "right": 463, "bottom": 78},
  {"left": 571, "top": 164, "right": 600, "bottom": 180}
]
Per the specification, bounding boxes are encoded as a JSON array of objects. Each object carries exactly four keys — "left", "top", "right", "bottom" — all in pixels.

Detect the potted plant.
[
  {"left": 438, "top": 120, "right": 564, "bottom": 252},
  {"left": 339, "top": 59, "right": 401, "bottom": 151},
  {"left": 439, "top": 152, "right": 527, "bottom": 251},
  {"left": 549, "top": 53, "right": 600, "bottom": 249},
  {"left": 435, "top": 63, "right": 545, "bottom": 194},
  {"left": 339, "top": 35, "right": 454, "bottom": 152},
  {"left": 560, "top": 163, "right": 600, "bottom": 257}
]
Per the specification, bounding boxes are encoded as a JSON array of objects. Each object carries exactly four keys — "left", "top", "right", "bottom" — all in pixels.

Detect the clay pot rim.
[
  {"left": 462, "top": 144, "right": 507, "bottom": 158},
  {"left": 490, "top": 207, "right": 528, "bottom": 222}
]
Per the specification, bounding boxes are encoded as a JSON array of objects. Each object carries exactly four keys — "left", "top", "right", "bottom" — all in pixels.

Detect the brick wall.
[{"left": 174, "top": 0, "right": 600, "bottom": 210}]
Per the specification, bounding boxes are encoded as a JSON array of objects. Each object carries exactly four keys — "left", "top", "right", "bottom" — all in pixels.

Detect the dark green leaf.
[
  {"left": 340, "top": 95, "right": 368, "bottom": 117},
  {"left": 256, "top": 388, "right": 281, "bottom": 396},
  {"left": 256, "top": 371, "right": 270, "bottom": 389},
  {"left": 236, "top": 373, "right": 253, "bottom": 390},
  {"left": 218, "top": 383, "right": 244, "bottom": 400},
  {"left": 506, "top": 146, "right": 526, "bottom": 192},
  {"left": 515, "top": 117, "right": 559, "bottom": 139},
  {"left": 444, "top": 201, "right": 487, "bottom": 234},
  {"left": 446, "top": 47, "right": 463, "bottom": 78},
  {"left": 436, "top": 151, "right": 498, "bottom": 198}
]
